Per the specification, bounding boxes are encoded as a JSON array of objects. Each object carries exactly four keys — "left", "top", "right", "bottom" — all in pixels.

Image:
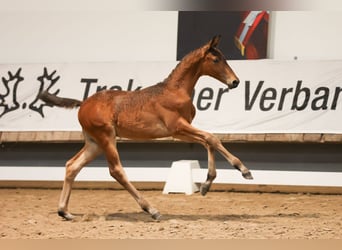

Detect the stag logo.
[
  {"left": 0, "top": 68, "right": 24, "bottom": 117},
  {"left": 29, "top": 67, "right": 61, "bottom": 117},
  {"left": 0, "top": 67, "right": 61, "bottom": 118}
]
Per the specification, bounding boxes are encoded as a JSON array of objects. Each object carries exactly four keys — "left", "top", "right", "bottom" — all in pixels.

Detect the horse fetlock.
[
  {"left": 233, "top": 162, "right": 253, "bottom": 180},
  {"left": 58, "top": 209, "right": 75, "bottom": 221},
  {"left": 200, "top": 182, "right": 212, "bottom": 196},
  {"left": 231, "top": 157, "right": 243, "bottom": 168},
  {"left": 206, "top": 173, "right": 216, "bottom": 181},
  {"left": 142, "top": 206, "right": 161, "bottom": 220},
  {"left": 151, "top": 211, "right": 162, "bottom": 221},
  {"left": 242, "top": 170, "right": 253, "bottom": 180}
]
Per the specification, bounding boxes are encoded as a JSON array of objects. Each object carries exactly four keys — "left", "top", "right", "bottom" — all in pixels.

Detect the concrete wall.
[
  {"left": 268, "top": 11, "right": 342, "bottom": 60},
  {"left": 1, "top": 8, "right": 342, "bottom": 62}
]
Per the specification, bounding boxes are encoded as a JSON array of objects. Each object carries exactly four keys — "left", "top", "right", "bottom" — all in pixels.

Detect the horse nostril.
[{"left": 232, "top": 79, "right": 240, "bottom": 88}]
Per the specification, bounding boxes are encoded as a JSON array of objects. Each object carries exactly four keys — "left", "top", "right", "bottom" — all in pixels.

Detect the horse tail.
[{"left": 39, "top": 90, "right": 82, "bottom": 109}]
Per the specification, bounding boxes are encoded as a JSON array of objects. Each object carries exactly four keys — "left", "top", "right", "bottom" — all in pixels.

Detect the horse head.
[{"left": 200, "top": 35, "right": 240, "bottom": 89}]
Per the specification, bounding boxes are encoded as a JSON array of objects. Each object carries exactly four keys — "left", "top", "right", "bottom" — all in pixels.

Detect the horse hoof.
[
  {"left": 151, "top": 212, "right": 162, "bottom": 221},
  {"left": 58, "top": 210, "right": 75, "bottom": 221},
  {"left": 242, "top": 171, "right": 253, "bottom": 180},
  {"left": 200, "top": 183, "right": 210, "bottom": 196}
]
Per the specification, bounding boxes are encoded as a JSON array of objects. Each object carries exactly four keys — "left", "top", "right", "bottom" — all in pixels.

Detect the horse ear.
[{"left": 209, "top": 35, "right": 221, "bottom": 48}]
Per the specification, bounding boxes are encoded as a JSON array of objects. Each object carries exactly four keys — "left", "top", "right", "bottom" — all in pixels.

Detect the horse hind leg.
[
  {"left": 108, "top": 160, "right": 161, "bottom": 220},
  {"left": 99, "top": 135, "right": 161, "bottom": 220},
  {"left": 58, "top": 136, "right": 101, "bottom": 220}
]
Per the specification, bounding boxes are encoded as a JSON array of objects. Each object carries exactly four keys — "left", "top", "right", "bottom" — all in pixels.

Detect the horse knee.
[{"left": 205, "top": 134, "right": 221, "bottom": 148}]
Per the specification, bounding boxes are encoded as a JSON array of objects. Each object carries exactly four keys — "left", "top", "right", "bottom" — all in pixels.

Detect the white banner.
[{"left": 0, "top": 60, "right": 342, "bottom": 133}]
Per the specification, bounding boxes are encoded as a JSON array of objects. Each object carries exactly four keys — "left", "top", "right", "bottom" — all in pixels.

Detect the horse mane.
[{"left": 164, "top": 46, "right": 205, "bottom": 84}]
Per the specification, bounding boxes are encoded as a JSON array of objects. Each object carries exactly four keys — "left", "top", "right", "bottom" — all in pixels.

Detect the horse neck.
[{"left": 164, "top": 54, "right": 203, "bottom": 95}]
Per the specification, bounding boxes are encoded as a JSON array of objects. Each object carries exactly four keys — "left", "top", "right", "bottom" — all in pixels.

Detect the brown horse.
[{"left": 39, "top": 35, "right": 253, "bottom": 221}]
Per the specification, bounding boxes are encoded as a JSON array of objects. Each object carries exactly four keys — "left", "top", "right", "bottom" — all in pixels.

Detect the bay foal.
[{"left": 40, "top": 36, "right": 253, "bottom": 220}]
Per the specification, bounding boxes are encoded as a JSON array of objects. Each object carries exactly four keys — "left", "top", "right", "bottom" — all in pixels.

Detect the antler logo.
[
  {"left": 29, "top": 67, "right": 61, "bottom": 117},
  {"left": 0, "top": 67, "right": 61, "bottom": 118},
  {"left": 0, "top": 68, "right": 24, "bottom": 117}
]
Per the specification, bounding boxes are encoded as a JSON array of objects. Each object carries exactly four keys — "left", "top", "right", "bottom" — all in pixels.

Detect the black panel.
[
  {"left": 1, "top": 142, "right": 341, "bottom": 172},
  {"left": 177, "top": 11, "right": 244, "bottom": 60}
]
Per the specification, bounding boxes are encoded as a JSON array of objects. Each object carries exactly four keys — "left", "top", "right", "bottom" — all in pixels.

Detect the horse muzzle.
[{"left": 228, "top": 79, "right": 240, "bottom": 89}]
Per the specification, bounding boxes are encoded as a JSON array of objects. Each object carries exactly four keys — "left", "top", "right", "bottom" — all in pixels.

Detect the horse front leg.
[
  {"left": 215, "top": 141, "right": 253, "bottom": 180},
  {"left": 173, "top": 119, "right": 253, "bottom": 195},
  {"left": 200, "top": 146, "right": 217, "bottom": 196},
  {"left": 202, "top": 134, "right": 253, "bottom": 182}
]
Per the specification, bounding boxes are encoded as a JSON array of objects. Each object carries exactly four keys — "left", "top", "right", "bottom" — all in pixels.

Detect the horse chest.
[{"left": 157, "top": 98, "right": 195, "bottom": 125}]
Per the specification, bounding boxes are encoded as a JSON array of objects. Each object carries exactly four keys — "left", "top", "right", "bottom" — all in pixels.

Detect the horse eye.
[{"left": 213, "top": 58, "right": 220, "bottom": 63}]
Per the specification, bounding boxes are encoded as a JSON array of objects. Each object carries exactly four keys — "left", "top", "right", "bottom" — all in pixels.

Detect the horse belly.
[{"left": 115, "top": 113, "right": 171, "bottom": 140}]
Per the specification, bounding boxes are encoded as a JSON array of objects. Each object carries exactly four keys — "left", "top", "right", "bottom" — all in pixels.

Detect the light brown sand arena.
[{"left": 1, "top": 188, "right": 341, "bottom": 239}]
